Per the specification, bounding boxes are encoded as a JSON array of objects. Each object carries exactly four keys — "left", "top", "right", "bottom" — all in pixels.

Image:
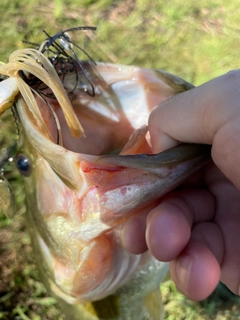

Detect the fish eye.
[{"left": 16, "top": 154, "right": 31, "bottom": 177}]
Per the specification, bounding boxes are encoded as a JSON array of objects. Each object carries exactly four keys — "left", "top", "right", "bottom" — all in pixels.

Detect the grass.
[
  {"left": 1, "top": 0, "right": 240, "bottom": 319},
  {"left": 161, "top": 281, "right": 240, "bottom": 320},
  {"left": 1, "top": 0, "right": 240, "bottom": 84}
]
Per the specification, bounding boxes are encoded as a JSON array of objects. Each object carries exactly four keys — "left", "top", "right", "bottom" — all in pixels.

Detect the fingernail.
[{"left": 175, "top": 255, "right": 193, "bottom": 293}]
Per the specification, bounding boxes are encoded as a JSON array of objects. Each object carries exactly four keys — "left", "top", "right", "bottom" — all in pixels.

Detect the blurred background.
[{"left": 0, "top": 0, "right": 240, "bottom": 319}]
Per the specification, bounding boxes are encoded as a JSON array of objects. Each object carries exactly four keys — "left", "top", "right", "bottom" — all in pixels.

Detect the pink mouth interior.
[{"left": 36, "top": 62, "right": 176, "bottom": 156}]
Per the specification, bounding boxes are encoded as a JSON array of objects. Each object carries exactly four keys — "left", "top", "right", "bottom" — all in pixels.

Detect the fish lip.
[{"left": 94, "top": 143, "right": 212, "bottom": 173}]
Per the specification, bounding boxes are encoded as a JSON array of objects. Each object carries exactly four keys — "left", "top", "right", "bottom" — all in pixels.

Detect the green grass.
[
  {"left": 1, "top": 0, "right": 240, "bottom": 319},
  {"left": 161, "top": 281, "right": 240, "bottom": 320},
  {"left": 1, "top": 0, "right": 240, "bottom": 84}
]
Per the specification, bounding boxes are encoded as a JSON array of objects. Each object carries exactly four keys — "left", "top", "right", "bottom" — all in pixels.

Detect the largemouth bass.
[{"left": 0, "top": 27, "right": 211, "bottom": 320}]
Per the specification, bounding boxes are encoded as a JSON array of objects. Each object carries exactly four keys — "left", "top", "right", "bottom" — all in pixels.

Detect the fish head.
[{"left": 0, "top": 30, "right": 211, "bottom": 311}]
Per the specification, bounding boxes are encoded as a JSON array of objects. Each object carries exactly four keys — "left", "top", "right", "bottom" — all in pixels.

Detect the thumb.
[{"left": 148, "top": 70, "right": 240, "bottom": 189}]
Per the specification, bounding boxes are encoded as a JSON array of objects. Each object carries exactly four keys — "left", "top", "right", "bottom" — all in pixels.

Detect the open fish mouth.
[{"left": 0, "top": 27, "right": 211, "bottom": 318}]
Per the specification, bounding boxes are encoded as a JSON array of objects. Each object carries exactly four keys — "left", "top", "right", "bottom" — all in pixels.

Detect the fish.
[{"left": 0, "top": 27, "right": 211, "bottom": 320}]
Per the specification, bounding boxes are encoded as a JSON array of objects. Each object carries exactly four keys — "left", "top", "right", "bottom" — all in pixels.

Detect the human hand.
[{"left": 120, "top": 70, "right": 240, "bottom": 301}]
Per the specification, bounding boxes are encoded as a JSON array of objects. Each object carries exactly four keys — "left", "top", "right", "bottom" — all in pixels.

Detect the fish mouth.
[
  {"left": 36, "top": 60, "right": 142, "bottom": 156},
  {"left": 29, "top": 59, "right": 193, "bottom": 157},
  {"left": 6, "top": 28, "right": 194, "bottom": 157},
  {"left": 0, "top": 27, "right": 209, "bottom": 186},
  {"left": 8, "top": 32, "right": 211, "bottom": 195},
  {"left": 10, "top": 34, "right": 212, "bottom": 236}
]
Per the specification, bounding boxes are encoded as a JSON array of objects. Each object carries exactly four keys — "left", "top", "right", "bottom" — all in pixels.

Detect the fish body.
[{"left": 0, "top": 30, "right": 211, "bottom": 320}]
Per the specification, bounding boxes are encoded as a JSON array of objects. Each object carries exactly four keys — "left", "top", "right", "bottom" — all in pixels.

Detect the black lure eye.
[{"left": 16, "top": 154, "right": 31, "bottom": 177}]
